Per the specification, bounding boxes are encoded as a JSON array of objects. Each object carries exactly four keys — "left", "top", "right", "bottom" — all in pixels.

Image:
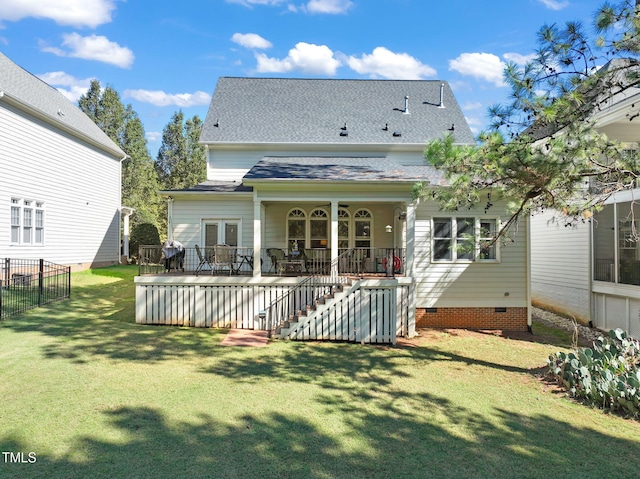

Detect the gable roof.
[
  {"left": 0, "top": 52, "right": 125, "bottom": 158},
  {"left": 201, "top": 77, "right": 475, "bottom": 146}
]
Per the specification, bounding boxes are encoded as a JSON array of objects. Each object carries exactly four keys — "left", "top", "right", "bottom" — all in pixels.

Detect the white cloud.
[
  {"left": 255, "top": 42, "right": 341, "bottom": 75},
  {"left": 231, "top": 32, "right": 272, "bottom": 49},
  {"left": 226, "top": 0, "right": 353, "bottom": 14},
  {"left": 345, "top": 47, "right": 436, "bottom": 79},
  {"left": 462, "top": 101, "right": 483, "bottom": 110},
  {"left": 146, "top": 131, "right": 162, "bottom": 142},
  {"left": 537, "top": 0, "right": 569, "bottom": 10},
  {"left": 449, "top": 52, "right": 506, "bottom": 87},
  {"left": 503, "top": 52, "right": 536, "bottom": 65},
  {"left": 305, "top": 0, "right": 353, "bottom": 14},
  {"left": 41, "top": 33, "right": 134, "bottom": 68},
  {"left": 0, "top": 0, "right": 115, "bottom": 28},
  {"left": 37, "top": 71, "right": 93, "bottom": 102},
  {"left": 124, "top": 89, "right": 212, "bottom": 107},
  {"left": 225, "top": 0, "right": 287, "bottom": 7}
]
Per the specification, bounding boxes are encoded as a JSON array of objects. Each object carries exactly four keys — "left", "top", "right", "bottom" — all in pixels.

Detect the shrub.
[
  {"left": 547, "top": 329, "right": 640, "bottom": 417},
  {"left": 130, "top": 223, "right": 161, "bottom": 261}
]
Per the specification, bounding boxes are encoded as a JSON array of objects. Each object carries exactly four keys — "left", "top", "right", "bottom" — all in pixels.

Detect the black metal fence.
[{"left": 0, "top": 258, "right": 71, "bottom": 319}]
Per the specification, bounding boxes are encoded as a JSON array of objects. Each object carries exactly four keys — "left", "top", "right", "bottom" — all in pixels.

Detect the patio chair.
[
  {"left": 266, "top": 248, "right": 286, "bottom": 273},
  {"left": 195, "top": 245, "right": 214, "bottom": 275},
  {"left": 213, "top": 244, "right": 234, "bottom": 275}
]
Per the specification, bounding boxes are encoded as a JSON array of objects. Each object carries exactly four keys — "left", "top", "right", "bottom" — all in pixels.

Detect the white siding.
[
  {"left": 171, "top": 197, "right": 254, "bottom": 247},
  {"left": 0, "top": 101, "right": 122, "bottom": 267},
  {"left": 413, "top": 199, "right": 528, "bottom": 308},
  {"left": 530, "top": 210, "right": 591, "bottom": 321},
  {"left": 207, "top": 146, "right": 426, "bottom": 181}
]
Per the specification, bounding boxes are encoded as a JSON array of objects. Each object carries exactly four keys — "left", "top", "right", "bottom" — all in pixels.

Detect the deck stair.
[
  {"left": 277, "top": 279, "right": 360, "bottom": 339},
  {"left": 264, "top": 249, "right": 398, "bottom": 344}
]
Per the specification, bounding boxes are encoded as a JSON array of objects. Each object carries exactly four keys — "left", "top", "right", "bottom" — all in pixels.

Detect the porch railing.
[
  {"left": 138, "top": 246, "right": 406, "bottom": 277},
  {"left": 1, "top": 258, "right": 71, "bottom": 319}
]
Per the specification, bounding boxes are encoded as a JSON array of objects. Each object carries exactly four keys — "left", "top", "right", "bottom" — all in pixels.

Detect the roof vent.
[
  {"left": 448, "top": 123, "right": 455, "bottom": 131},
  {"left": 438, "top": 83, "right": 445, "bottom": 108},
  {"left": 214, "top": 119, "right": 219, "bottom": 127},
  {"left": 403, "top": 95, "right": 409, "bottom": 114},
  {"left": 393, "top": 131, "right": 402, "bottom": 137},
  {"left": 57, "top": 109, "right": 65, "bottom": 117},
  {"left": 382, "top": 123, "right": 388, "bottom": 131}
]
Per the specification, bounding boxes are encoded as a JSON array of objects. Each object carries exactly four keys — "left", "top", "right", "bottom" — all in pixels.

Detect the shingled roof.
[
  {"left": 243, "top": 157, "right": 448, "bottom": 185},
  {"left": 201, "top": 77, "right": 475, "bottom": 145},
  {"left": 0, "top": 52, "right": 125, "bottom": 158}
]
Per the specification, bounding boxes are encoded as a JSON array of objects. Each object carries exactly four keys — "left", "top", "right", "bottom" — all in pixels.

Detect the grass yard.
[{"left": 1, "top": 265, "right": 638, "bottom": 479}]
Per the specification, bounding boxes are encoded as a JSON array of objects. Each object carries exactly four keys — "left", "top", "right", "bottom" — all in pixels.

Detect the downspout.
[
  {"left": 526, "top": 213, "right": 532, "bottom": 332},
  {"left": 118, "top": 154, "right": 127, "bottom": 263},
  {"left": 167, "top": 196, "right": 174, "bottom": 242},
  {"left": 121, "top": 206, "right": 135, "bottom": 263}
]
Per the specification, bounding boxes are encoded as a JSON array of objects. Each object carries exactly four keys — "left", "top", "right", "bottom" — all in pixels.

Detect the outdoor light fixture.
[{"left": 385, "top": 225, "right": 392, "bottom": 233}]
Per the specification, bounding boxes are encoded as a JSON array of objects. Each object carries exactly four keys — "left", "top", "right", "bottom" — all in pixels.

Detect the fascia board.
[
  {"left": 158, "top": 190, "right": 253, "bottom": 199},
  {"left": 199, "top": 141, "right": 428, "bottom": 152}
]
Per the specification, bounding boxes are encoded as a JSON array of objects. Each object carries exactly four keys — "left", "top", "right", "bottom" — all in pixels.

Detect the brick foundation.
[{"left": 416, "top": 307, "right": 529, "bottom": 331}]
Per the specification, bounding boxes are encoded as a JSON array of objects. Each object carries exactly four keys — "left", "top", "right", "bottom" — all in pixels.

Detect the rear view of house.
[
  {"left": 0, "top": 52, "right": 126, "bottom": 270},
  {"left": 136, "top": 77, "right": 531, "bottom": 342}
]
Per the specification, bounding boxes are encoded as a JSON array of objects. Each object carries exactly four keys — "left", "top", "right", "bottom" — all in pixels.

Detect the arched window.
[
  {"left": 287, "top": 209, "right": 306, "bottom": 251},
  {"left": 309, "top": 208, "right": 329, "bottom": 248},
  {"left": 354, "top": 209, "right": 372, "bottom": 251}
]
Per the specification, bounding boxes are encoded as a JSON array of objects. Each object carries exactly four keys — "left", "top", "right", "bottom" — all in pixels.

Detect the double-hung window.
[
  {"left": 10, "top": 199, "right": 20, "bottom": 244},
  {"left": 433, "top": 217, "right": 499, "bottom": 262},
  {"left": 10, "top": 198, "right": 44, "bottom": 245}
]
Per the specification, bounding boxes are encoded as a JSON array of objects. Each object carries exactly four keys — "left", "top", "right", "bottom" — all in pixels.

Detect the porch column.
[
  {"left": 253, "top": 197, "right": 262, "bottom": 277},
  {"left": 405, "top": 201, "right": 416, "bottom": 337},
  {"left": 331, "top": 201, "right": 339, "bottom": 276},
  {"left": 405, "top": 201, "right": 416, "bottom": 277}
]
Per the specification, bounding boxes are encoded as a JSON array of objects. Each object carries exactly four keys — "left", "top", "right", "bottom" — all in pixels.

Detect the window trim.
[
  {"left": 201, "top": 218, "right": 242, "bottom": 247},
  {"left": 10, "top": 198, "right": 45, "bottom": 246},
  {"left": 432, "top": 216, "right": 500, "bottom": 263}
]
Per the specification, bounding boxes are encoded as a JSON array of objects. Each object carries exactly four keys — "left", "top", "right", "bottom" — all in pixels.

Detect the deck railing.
[
  {"left": 138, "top": 246, "right": 406, "bottom": 277},
  {"left": 1, "top": 258, "right": 71, "bottom": 319}
]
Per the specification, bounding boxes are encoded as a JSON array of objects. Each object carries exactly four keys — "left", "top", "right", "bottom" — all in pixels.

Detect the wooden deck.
[{"left": 134, "top": 274, "right": 413, "bottom": 344}]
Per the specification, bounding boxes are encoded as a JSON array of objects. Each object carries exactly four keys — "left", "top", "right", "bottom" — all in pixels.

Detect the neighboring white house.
[
  {"left": 531, "top": 65, "right": 640, "bottom": 337},
  {"left": 136, "top": 77, "right": 531, "bottom": 342},
  {"left": 0, "top": 52, "right": 126, "bottom": 270}
]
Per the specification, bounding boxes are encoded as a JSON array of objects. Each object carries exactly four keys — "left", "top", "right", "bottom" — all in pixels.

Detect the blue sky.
[{"left": 0, "top": 0, "right": 607, "bottom": 155}]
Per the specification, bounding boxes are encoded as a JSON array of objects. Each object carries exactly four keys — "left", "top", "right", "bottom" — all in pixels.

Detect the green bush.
[
  {"left": 130, "top": 223, "right": 161, "bottom": 260},
  {"left": 548, "top": 329, "right": 640, "bottom": 417}
]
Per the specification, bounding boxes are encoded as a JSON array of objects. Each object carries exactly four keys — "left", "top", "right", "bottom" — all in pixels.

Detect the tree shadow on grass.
[
  {"left": 2, "top": 398, "right": 639, "bottom": 479},
  {"left": 0, "top": 269, "right": 231, "bottom": 363}
]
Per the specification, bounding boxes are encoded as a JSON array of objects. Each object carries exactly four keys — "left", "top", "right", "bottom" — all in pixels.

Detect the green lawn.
[{"left": 1, "top": 265, "right": 638, "bottom": 479}]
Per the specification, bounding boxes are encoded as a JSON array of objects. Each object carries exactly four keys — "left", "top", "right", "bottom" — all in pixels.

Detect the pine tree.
[
  {"left": 418, "top": 0, "right": 640, "bottom": 239},
  {"left": 156, "top": 112, "right": 206, "bottom": 190}
]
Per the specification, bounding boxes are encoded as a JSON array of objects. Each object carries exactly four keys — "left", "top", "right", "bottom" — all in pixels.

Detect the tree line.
[{"left": 77, "top": 80, "right": 206, "bottom": 248}]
